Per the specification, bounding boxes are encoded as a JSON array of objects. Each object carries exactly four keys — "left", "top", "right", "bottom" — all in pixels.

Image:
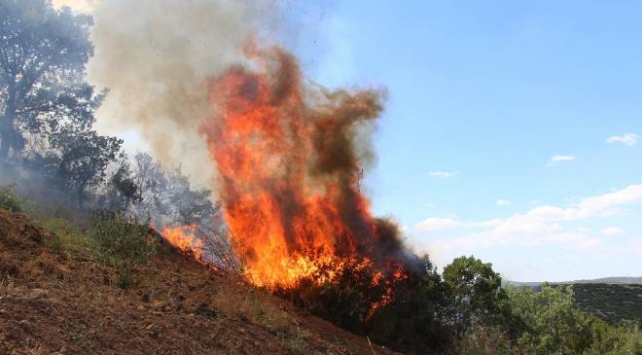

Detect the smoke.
[{"left": 87, "top": 0, "right": 274, "bottom": 191}]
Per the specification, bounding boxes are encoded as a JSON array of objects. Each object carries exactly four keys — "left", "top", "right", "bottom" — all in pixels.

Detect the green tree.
[
  {"left": 585, "top": 320, "right": 642, "bottom": 355},
  {"left": 367, "top": 254, "right": 451, "bottom": 351},
  {"left": 507, "top": 284, "right": 642, "bottom": 354},
  {"left": 507, "top": 284, "right": 594, "bottom": 354},
  {"left": 0, "top": 0, "right": 95, "bottom": 160},
  {"left": 99, "top": 155, "right": 139, "bottom": 212},
  {"left": 442, "top": 255, "right": 509, "bottom": 335},
  {"left": 45, "top": 120, "right": 122, "bottom": 207}
]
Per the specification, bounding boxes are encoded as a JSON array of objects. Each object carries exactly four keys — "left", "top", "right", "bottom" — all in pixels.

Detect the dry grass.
[
  {"left": 0, "top": 251, "right": 21, "bottom": 278},
  {"left": 454, "top": 324, "right": 514, "bottom": 355},
  {"left": 213, "top": 283, "right": 292, "bottom": 330},
  {"left": 211, "top": 282, "right": 314, "bottom": 353}
]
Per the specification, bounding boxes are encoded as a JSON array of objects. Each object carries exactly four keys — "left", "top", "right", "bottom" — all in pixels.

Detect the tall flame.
[{"left": 200, "top": 46, "right": 408, "bottom": 290}]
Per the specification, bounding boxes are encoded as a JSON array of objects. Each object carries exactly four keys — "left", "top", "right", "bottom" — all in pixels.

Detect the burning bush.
[{"left": 191, "top": 44, "right": 453, "bottom": 352}]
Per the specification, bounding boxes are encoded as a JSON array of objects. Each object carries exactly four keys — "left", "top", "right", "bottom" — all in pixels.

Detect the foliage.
[
  {"left": 442, "top": 255, "right": 510, "bottom": 335},
  {"left": 506, "top": 284, "right": 642, "bottom": 354},
  {"left": 367, "top": 255, "right": 452, "bottom": 351},
  {"left": 282, "top": 254, "right": 452, "bottom": 353},
  {"left": 573, "top": 283, "right": 642, "bottom": 328},
  {"left": 584, "top": 320, "right": 642, "bottom": 355},
  {"left": 90, "top": 211, "right": 156, "bottom": 269},
  {"left": 0, "top": 184, "right": 23, "bottom": 212},
  {"left": 44, "top": 119, "right": 122, "bottom": 207},
  {"left": 506, "top": 284, "right": 592, "bottom": 353},
  {"left": 0, "top": 0, "right": 95, "bottom": 160},
  {"left": 454, "top": 323, "right": 515, "bottom": 355},
  {"left": 39, "top": 216, "right": 91, "bottom": 252}
]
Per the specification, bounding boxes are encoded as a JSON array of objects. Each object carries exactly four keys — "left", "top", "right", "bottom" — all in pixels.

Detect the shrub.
[
  {"left": 454, "top": 323, "right": 514, "bottom": 355},
  {"left": 90, "top": 211, "right": 156, "bottom": 268},
  {"left": 0, "top": 185, "right": 24, "bottom": 212}
]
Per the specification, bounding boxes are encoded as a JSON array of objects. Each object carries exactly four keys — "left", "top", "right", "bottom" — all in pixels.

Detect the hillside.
[
  {"left": 570, "top": 277, "right": 642, "bottom": 284},
  {"left": 0, "top": 209, "right": 399, "bottom": 355},
  {"left": 574, "top": 283, "right": 642, "bottom": 328},
  {"left": 506, "top": 276, "right": 642, "bottom": 287},
  {"left": 506, "top": 279, "right": 642, "bottom": 328}
]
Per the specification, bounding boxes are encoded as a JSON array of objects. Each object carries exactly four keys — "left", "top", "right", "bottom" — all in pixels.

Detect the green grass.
[{"left": 39, "top": 217, "right": 93, "bottom": 253}]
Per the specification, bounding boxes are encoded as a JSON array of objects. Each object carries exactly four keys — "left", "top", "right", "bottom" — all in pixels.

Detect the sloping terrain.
[
  {"left": 0, "top": 209, "right": 399, "bottom": 354},
  {"left": 507, "top": 279, "right": 642, "bottom": 328},
  {"left": 573, "top": 283, "right": 642, "bottom": 328}
]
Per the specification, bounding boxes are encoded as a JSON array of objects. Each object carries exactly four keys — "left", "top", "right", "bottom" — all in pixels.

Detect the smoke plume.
[
  {"left": 87, "top": 0, "right": 272, "bottom": 190},
  {"left": 88, "top": 0, "right": 414, "bottom": 291}
]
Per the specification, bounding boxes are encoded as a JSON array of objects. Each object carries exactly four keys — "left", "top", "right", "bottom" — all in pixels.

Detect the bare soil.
[{"left": 0, "top": 209, "right": 400, "bottom": 355}]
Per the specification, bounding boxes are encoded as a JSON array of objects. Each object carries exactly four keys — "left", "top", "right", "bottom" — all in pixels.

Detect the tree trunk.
[
  {"left": 0, "top": 85, "right": 18, "bottom": 161},
  {"left": 0, "top": 114, "right": 14, "bottom": 160}
]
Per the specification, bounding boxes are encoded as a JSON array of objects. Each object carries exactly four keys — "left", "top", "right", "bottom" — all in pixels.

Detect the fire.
[
  {"left": 199, "top": 45, "right": 409, "bottom": 292},
  {"left": 161, "top": 225, "right": 205, "bottom": 261}
]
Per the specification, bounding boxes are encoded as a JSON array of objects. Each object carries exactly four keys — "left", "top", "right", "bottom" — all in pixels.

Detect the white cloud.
[
  {"left": 600, "top": 226, "right": 624, "bottom": 236},
  {"left": 606, "top": 133, "right": 638, "bottom": 147},
  {"left": 411, "top": 184, "right": 642, "bottom": 275},
  {"left": 428, "top": 171, "right": 459, "bottom": 179},
  {"left": 546, "top": 155, "right": 575, "bottom": 167},
  {"left": 496, "top": 199, "right": 511, "bottom": 207}
]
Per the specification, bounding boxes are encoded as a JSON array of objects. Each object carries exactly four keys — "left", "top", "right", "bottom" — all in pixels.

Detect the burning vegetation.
[
  {"left": 0, "top": 0, "right": 449, "bottom": 351},
  {"left": 158, "top": 44, "right": 423, "bottom": 329},
  {"left": 202, "top": 46, "right": 411, "bottom": 290},
  {"left": 4, "top": 2, "right": 642, "bottom": 354}
]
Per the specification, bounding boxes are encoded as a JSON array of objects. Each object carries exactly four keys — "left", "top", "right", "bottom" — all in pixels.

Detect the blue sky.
[
  {"left": 294, "top": 1, "right": 642, "bottom": 281},
  {"left": 59, "top": 0, "right": 642, "bottom": 282}
]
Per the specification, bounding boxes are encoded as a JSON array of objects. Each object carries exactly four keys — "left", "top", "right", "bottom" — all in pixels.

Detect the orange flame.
[
  {"left": 162, "top": 225, "right": 205, "bottom": 261},
  {"left": 199, "top": 45, "right": 407, "bottom": 293}
]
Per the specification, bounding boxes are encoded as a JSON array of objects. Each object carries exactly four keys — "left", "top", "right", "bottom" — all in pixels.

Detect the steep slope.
[{"left": 0, "top": 209, "right": 399, "bottom": 354}]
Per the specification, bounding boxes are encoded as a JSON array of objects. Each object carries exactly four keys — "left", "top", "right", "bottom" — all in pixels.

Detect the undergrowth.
[
  {"left": 0, "top": 184, "right": 24, "bottom": 212},
  {"left": 90, "top": 211, "right": 157, "bottom": 288}
]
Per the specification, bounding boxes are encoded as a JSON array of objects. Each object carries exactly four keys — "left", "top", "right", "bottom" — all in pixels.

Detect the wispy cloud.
[
  {"left": 412, "top": 184, "right": 642, "bottom": 275},
  {"left": 415, "top": 217, "right": 462, "bottom": 232},
  {"left": 496, "top": 199, "right": 511, "bottom": 207},
  {"left": 428, "top": 171, "right": 459, "bottom": 179},
  {"left": 546, "top": 155, "right": 575, "bottom": 167},
  {"left": 600, "top": 226, "right": 623, "bottom": 236},
  {"left": 606, "top": 133, "right": 638, "bottom": 147}
]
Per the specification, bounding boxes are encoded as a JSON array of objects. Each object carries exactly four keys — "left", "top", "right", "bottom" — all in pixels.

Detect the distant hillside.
[
  {"left": 568, "top": 277, "right": 642, "bottom": 285},
  {"left": 504, "top": 278, "right": 642, "bottom": 328},
  {"left": 505, "top": 276, "right": 642, "bottom": 287},
  {"left": 574, "top": 283, "right": 642, "bottom": 327}
]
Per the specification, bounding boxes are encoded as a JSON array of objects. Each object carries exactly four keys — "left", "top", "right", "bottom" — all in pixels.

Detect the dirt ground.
[{"left": 0, "top": 209, "right": 400, "bottom": 355}]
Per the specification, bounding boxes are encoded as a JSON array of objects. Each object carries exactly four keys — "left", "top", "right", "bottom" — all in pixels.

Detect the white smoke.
[{"left": 87, "top": 0, "right": 274, "bottom": 191}]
